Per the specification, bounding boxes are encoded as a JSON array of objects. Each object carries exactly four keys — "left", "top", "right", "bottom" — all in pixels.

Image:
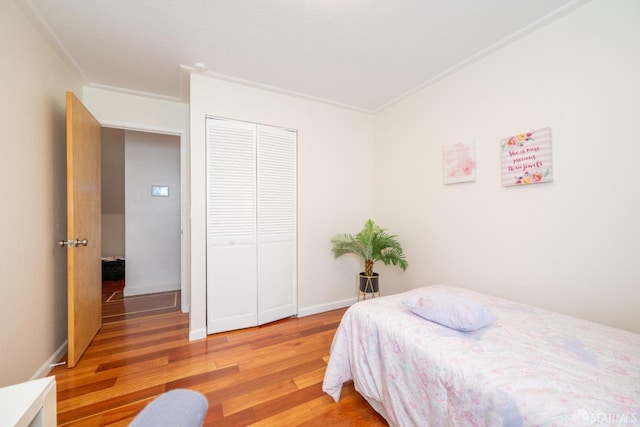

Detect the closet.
[{"left": 206, "top": 117, "right": 297, "bottom": 334}]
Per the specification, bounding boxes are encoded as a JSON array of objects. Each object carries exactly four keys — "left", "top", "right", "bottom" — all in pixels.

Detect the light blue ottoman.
[{"left": 130, "top": 389, "right": 208, "bottom": 427}]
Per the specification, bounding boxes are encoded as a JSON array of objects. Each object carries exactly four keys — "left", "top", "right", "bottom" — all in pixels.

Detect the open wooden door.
[{"left": 63, "top": 92, "right": 102, "bottom": 368}]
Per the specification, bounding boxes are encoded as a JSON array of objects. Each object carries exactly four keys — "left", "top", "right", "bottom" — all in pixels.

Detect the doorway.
[
  {"left": 100, "top": 127, "right": 181, "bottom": 307},
  {"left": 101, "top": 127, "right": 125, "bottom": 297}
]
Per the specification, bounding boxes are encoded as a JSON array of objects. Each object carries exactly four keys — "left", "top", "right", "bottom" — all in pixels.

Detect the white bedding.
[{"left": 322, "top": 285, "right": 640, "bottom": 426}]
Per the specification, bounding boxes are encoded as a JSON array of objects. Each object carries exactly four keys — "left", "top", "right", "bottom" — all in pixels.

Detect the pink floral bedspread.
[{"left": 322, "top": 285, "right": 640, "bottom": 426}]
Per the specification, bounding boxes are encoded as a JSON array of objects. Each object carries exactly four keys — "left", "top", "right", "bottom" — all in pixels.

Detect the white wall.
[
  {"left": 101, "top": 127, "right": 125, "bottom": 257},
  {"left": 0, "top": 1, "right": 83, "bottom": 386},
  {"left": 82, "top": 88, "right": 189, "bottom": 135},
  {"left": 189, "top": 74, "right": 374, "bottom": 338},
  {"left": 373, "top": 0, "right": 640, "bottom": 332},
  {"left": 124, "top": 131, "right": 181, "bottom": 295}
]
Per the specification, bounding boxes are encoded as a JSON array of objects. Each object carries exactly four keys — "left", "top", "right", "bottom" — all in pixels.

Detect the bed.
[{"left": 322, "top": 285, "right": 640, "bottom": 426}]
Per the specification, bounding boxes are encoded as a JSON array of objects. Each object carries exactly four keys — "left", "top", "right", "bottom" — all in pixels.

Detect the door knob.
[
  {"left": 74, "top": 238, "right": 89, "bottom": 247},
  {"left": 59, "top": 238, "right": 88, "bottom": 248}
]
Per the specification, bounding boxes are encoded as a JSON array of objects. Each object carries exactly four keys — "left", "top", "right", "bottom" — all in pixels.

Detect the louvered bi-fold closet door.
[
  {"left": 206, "top": 118, "right": 297, "bottom": 334},
  {"left": 257, "top": 125, "right": 297, "bottom": 325},
  {"left": 206, "top": 118, "right": 258, "bottom": 334}
]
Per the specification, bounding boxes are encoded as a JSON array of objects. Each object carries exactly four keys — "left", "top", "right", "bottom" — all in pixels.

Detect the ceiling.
[{"left": 20, "top": 0, "right": 588, "bottom": 112}]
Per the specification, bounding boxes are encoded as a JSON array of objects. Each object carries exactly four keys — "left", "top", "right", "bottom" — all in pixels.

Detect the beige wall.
[
  {"left": 373, "top": 0, "right": 640, "bottom": 332},
  {"left": 124, "top": 131, "right": 181, "bottom": 296},
  {"left": 0, "top": 1, "right": 82, "bottom": 386},
  {"left": 101, "top": 127, "right": 125, "bottom": 257}
]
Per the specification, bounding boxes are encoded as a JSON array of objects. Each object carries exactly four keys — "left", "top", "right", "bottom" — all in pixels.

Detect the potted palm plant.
[{"left": 331, "top": 219, "right": 408, "bottom": 293}]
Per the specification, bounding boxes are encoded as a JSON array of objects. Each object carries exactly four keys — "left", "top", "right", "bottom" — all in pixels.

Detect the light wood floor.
[{"left": 49, "top": 307, "right": 388, "bottom": 426}]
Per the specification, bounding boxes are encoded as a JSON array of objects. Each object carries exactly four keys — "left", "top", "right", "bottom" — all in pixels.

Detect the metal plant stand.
[{"left": 358, "top": 274, "right": 380, "bottom": 301}]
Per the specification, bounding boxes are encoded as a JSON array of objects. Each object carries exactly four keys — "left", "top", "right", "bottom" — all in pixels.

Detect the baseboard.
[
  {"left": 123, "top": 282, "right": 180, "bottom": 296},
  {"left": 189, "top": 298, "right": 355, "bottom": 340},
  {"left": 297, "top": 297, "right": 356, "bottom": 318},
  {"left": 31, "top": 340, "right": 68, "bottom": 380},
  {"left": 189, "top": 327, "right": 207, "bottom": 341},
  {"left": 181, "top": 300, "right": 190, "bottom": 313}
]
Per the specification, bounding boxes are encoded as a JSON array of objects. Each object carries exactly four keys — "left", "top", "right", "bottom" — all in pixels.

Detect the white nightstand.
[{"left": 0, "top": 376, "right": 56, "bottom": 427}]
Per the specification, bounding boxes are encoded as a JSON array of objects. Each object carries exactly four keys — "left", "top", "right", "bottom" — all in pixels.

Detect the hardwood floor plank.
[
  {"left": 233, "top": 333, "right": 335, "bottom": 373},
  {"left": 221, "top": 379, "right": 299, "bottom": 416},
  {"left": 205, "top": 405, "right": 257, "bottom": 426},
  {"left": 56, "top": 377, "right": 117, "bottom": 401},
  {"left": 249, "top": 405, "right": 317, "bottom": 426},
  {"left": 306, "top": 384, "right": 388, "bottom": 426},
  {"left": 61, "top": 403, "right": 142, "bottom": 427},
  {"left": 57, "top": 385, "right": 166, "bottom": 425},
  {"left": 293, "top": 366, "right": 327, "bottom": 389},
  {"left": 55, "top": 358, "right": 171, "bottom": 413},
  {"left": 251, "top": 383, "right": 326, "bottom": 421},
  {"left": 167, "top": 337, "right": 228, "bottom": 363},
  {"left": 165, "top": 364, "right": 240, "bottom": 390},
  {"left": 95, "top": 350, "right": 171, "bottom": 372},
  {"left": 85, "top": 325, "right": 188, "bottom": 360},
  {"left": 49, "top": 307, "right": 388, "bottom": 426},
  {"left": 194, "top": 359, "right": 326, "bottom": 408},
  {"left": 102, "top": 290, "right": 180, "bottom": 323}
]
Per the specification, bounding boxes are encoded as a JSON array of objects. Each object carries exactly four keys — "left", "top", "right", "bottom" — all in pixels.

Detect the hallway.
[{"left": 102, "top": 278, "right": 180, "bottom": 323}]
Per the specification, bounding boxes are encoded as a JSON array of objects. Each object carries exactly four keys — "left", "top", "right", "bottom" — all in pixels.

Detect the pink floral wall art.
[
  {"left": 501, "top": 127, "right": 553, "bottom": 186},
  {"left": 443, "top": 139, "right": 477, "bottom": 184}
]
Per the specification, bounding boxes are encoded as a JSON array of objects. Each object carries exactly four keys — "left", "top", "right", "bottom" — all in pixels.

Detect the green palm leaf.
[{"left": 330, "top": 219, "right": 408, "bottom": 277}]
